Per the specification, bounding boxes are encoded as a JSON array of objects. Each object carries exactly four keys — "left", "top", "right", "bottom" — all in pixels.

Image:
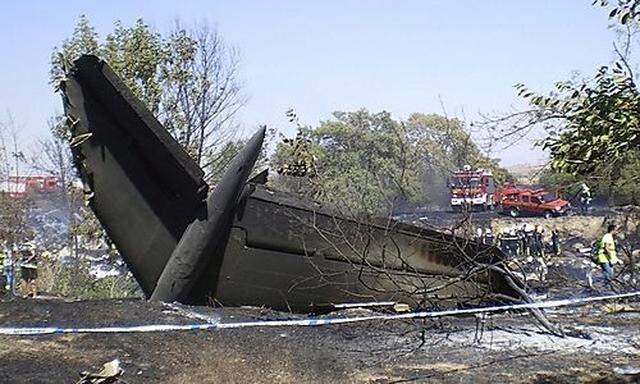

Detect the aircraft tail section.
[{"left": 61, "top": 55, "right": 208, "bottom": 295}]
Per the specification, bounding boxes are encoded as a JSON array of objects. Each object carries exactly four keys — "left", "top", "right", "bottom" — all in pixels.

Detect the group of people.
[
  {"left": 476, "top": 221, "right": 623, "bottom": 289},
  {"left": 476, "top": 224, "right": 560, "bottom": 260},
  {"left": 0, "top": 245, "right": 38, "bottom": 297}
]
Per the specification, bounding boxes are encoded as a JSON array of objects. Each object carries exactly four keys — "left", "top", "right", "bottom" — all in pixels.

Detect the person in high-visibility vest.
[{"left": 597, "top": 224, "right": 621, "bottom": 282}]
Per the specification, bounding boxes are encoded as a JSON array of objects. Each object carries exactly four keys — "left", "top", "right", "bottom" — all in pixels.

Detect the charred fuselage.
[{"left": 60, "top": 55, "right": 522, "bottom": 311}]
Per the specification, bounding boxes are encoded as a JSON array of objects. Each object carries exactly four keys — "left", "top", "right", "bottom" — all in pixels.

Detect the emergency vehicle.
[
  {"left": 449, "top": 166, "right": 497, "bottom": 211},
  {"left": 448, "top": 167, "right": 570, "bottom": 218},
  {"left": 497, "top": 185, "right": 570, "bottom": 218}
]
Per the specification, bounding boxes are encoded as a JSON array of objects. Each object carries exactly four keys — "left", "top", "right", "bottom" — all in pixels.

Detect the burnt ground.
[{"left": 0, "top": 297, "right": 639, "bottom": 384}]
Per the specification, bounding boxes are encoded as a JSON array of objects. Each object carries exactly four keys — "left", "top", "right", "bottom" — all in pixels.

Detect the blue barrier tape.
[{"left": 0, "top": 291, "right": 638, "bottom": 336}]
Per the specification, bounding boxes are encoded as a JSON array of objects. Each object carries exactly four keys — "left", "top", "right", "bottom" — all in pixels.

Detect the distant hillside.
[{"left": 506, "top": 163, "right": 546, "bottom": 185}]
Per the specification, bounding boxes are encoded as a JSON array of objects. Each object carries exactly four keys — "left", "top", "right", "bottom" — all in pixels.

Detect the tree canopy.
[
  {"left": 271, "top": 109, "right": 510, "bottom": 215},
  {"left": 475, "top": 1, "right": 640, "bottom": 206},
  {"left": 51, "top": 15, "right": 245, "bottom": 179},
  {"left": 512, "top": 1, "right": 640, "bottom": 178}
]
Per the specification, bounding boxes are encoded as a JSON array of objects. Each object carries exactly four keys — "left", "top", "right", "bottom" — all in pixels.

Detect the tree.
[
  {"left": 51, "top": 16, "right": 246, "bottom": 180},
  {"left": 272, "top": 109, "right": 422, "bottom": 215},
  {"left": 52, "top": 17, "right": 166, "bottom": 113},
  {"left": 50, "top": 15, "right": 99, "bottom": 88},
  {"left": 483, "top": 1, "right": 640, "bottom": 179},
  {"left": 515, "top": 63, "right": 640, "bottom": 176},
  {"left": 406, "top": 113, "right": 512, "bottom": 181},
  {"left": 0, "top": 116, "right": 32, "bottom": 249},
  {"left": 271, "top": 109, "right": 509, "bottom": 215},
  {"left": 404, "top": 113, "right": 512, "bottom": 207},
  {"left": 161, "top": 22, "right": 246, "bottom": 174},
  {"left": 102, "top": 19, "right": 165, "bottom": 113}
]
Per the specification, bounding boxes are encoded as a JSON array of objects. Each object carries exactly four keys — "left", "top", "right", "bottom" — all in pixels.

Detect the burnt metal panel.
[
  {"left": 214, "top": 228, "right": 485, "bottom": 310},
  {"left": 204, "top": 186, "right": 515, "bottom": 310}
]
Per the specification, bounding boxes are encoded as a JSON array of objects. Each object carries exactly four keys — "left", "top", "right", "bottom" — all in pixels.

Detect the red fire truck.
[
  {"left": 0, "top": 176, "right": 59, "bottom": 199},
  {"left": 449, "top": 167, "right": 497, "bottom": 211}
]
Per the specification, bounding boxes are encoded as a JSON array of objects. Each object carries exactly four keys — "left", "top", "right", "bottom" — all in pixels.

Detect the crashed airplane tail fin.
[
  {"left": 62, "top": 55, "right": 209, "bottom": 296},
  {"left": 62, "top": 55, "right": 534, "bottom": 315}
]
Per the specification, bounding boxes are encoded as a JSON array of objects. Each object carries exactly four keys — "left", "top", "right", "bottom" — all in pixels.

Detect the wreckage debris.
[
  {"left": 60, "top": 54, "right": 530, "bottom": 312},
  {"left": 76, "top": 359, "right": 123, "bottom": 384}
]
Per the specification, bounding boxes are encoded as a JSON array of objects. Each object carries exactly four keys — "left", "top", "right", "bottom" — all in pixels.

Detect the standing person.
[
  {"left": 484, "top": 227, "right": 495, "bottom": 246},
  {"left": 532, "top": 225, "right": 545, "bottom": 259},
  {"left": 521, "top": 224, "right": 534, "bottom": 257},
  {"left": 498, "top": 229, "right": 515, "bottom": 258},
  {"left": 597, "top": 224, "right": 621, "bottom": 284},
  {"left": 476, "top": 227, "right": 484, "bottom": 243},
  {"left": 551, "top": 229, "right": 561, "bottom": 256},
  {"left": 532, "top": 225, "right": 547, "bottom": 282},
  {"left": 0, "top": 248, "right": 5, "bottom": 295},
  {"left": 3, "top": 247, "right": 15, "bottom": 296},
  {"left": 500, "top": 227, "right": 521, "bottom": 259},
  {"left": 579, "top": 183, "right": 592, "bottom": 213}
]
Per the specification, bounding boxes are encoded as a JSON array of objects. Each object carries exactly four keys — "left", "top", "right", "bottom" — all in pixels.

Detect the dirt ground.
[{"left": 1, "top": 297, "right": 639, "bottom": 384}]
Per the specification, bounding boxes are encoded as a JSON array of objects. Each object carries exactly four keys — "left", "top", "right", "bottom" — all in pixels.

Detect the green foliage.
[
  {"left": 50, "top": 15, "right": 99, "bottom": 87},
  {"left": 515, "top": 1, "right": 640, "bottom": 177},
  {"left": 52, "top": 16, "right": 244, "bottom": 173},
  {"left": 539, "top": 150, "right": 640, "bottom": 205},
  {"left": 611, "top": 151, "right": 640, "bottom": 204},
  {"left": 52, "top": 17, "right": 165, "bottom": 113},
  {"left": 538, "top": 168, "right": 580, "bottom": 194},
  {"left": 273, "top": 110, "right": 421, "bottom": 215},
  {"left": 516, "top": 64, "right": 640, "bottom": 175},
  {"left": 594, "top": 0, "right": 640, "bottom": 25},
  {"left": 272, "top": 110, "right": 510, "bottom": 215},
  {"left": 406, "top": 113, "right": 512, "bottom": 183},
  {"left": 102, "top": 20, "right": 165, "bottom": 113}
]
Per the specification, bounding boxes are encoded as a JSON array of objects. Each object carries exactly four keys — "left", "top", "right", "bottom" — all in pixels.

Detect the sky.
[{"left": 0, "top": 1, "right": 619, "bottom": 166}]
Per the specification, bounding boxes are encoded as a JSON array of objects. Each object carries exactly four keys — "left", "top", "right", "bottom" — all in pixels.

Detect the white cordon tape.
[
  {"left": 332, "top": 301, "right": 396, "bottom": 309},
  {"left": 1, "top": 291, "right": 638, "bottom": 336}
]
